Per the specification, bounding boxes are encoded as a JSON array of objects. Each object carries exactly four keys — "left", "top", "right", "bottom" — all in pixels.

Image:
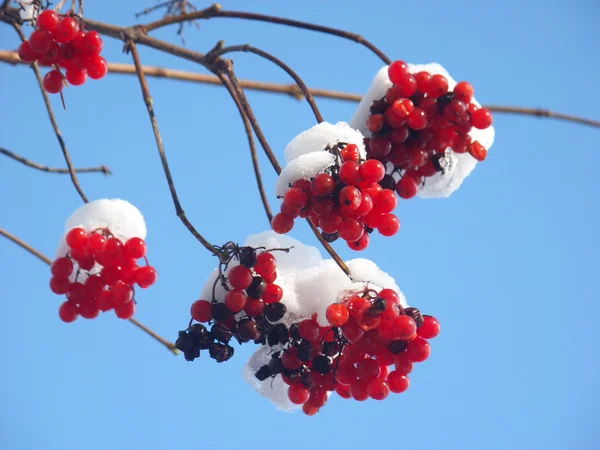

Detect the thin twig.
[
  {"left": 0, "top": 227, "right": 179, "bottom": 354},
  {"left": 209, "top": 44, "right": 323, "bottom": 123},
  {"left": 11, "top": 24, "right": 90, "bottom": 203},
  {"left": 142, "top": 4, "right": 391, "bottom": 64},
  {"left": 53, "top": 0, "right": 68, "bottom": 12},
  {"left": 127, "top": 40, "right": 217, "bottom": 254},
  {"left": 0, "top": 147, "right": 112, "bottom": 175},
  {"left": 215, "top": 71, "right": 273, "bottom": 223},
  {"left": 3, "top": 51, "right": 597, "bottom": 129}
]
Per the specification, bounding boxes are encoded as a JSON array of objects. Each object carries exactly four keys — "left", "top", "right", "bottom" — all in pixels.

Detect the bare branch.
[
  {"left": 127, "top": 40, "right": 217, "bottom": 254},
  {"left": 0, "top": 227, "right": 179, "bottom": 354},
  {"left": 11, "top": 24, "right": 91, "bottom": 203},
  {"left": 0, "top": 147, "right": 112, "bottom": 175}
]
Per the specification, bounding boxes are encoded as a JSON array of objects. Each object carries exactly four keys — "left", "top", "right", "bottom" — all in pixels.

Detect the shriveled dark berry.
[
  {"left": 255, "top": 364, "right": 272, "bottom": 381},
  {"left": 311, "top": 354, "right": 333, "bottom": 374},
  {"left": 289, "top": 322, "right": 301, "bottom": 341},
  {"left": 368, "top": 298, "right": 387, "bottom": 315},
  {"left": 268, "top": 356, "right": 284, "bottom": 375},
  {"left": 431, "top": 154, "right": 445, "bottom": 172},
  {"left": 321, "top": 232, "right": 339, "bottom": 243},
  {"left": 267, "top": 328, "right": 280, "bottom": 347},
  {"left": 210, "top": 322, "right": 233, "bottom": 344},
  {"left": 275, "top": 323, "right": 290, "bottom": 345},
  {"left": 379, "top": 175, "right": 396, "bottom": 191},
  {"left": 300, "top": 367, "right": 315, "bottom": 389},
  {"left": 370, "top": 98, "right": 388, "bottom": 114},
  {"left": 189, "top": 323, "right": 208, "bottom": 339},
  {"left": 237, "top": 318, "right": 260, "bottom": 341},
  {"left": 284, "top": 368, "right": 303, "bottom": 384},
  {"left": 209, "top": 343, "right": 234, "bottom": 362},
  {"left": 175, "top": 331, "right": 194, "bottom": 353},
  {"left": 246, "top": 276, "right": 265, "bottom": 299},
  {"left": 264, "top": 302, "right": 287, "bottom": 323},
  {"left": 211, "top": 302, "right": 232, "bottom": 322},
  {"left": 297, "top": 339, "right": 312, "bottom": 361},
  {"left": 184, "top": 348, "right": 200, "bottom": 362},
  {"left": 404, "top": 307, "right": 424, "bottom": 327},
  {"left": 239, "top": 246, "right": 258, "bottom": 268},
  {"left": 436, "top": 92, "right": 454, "bottom": 112},
  {"left": 321, "top": 341, "right": 339, "bottom": 357},
  {"left": 387, "top": 340, "right": 409, "bottom": 354}
]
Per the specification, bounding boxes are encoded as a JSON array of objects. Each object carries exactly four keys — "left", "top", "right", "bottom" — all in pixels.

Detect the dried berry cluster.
[
  {"left": 176, "top": 244, "right": 287, "bottom": 362},
  {"left": 254, "top": 287, "right": 440, "bottom": 415},
  {"left": 365, "top": 60, "right": 493, "bottom": 199},
  {"left": 49, "top": 227, "right": 157, "bottom": 322},
  {"left": 272, "top": 142, "right": 400, "bottom": 251},
  {"left": 17, "top": 9, "right": 107, "bottom": 93}
]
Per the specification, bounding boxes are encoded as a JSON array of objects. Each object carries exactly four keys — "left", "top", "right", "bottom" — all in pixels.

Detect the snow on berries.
[
  {"left": 351, "top": 62, "right": 495, "bottom": 198},
  {"left": 176, "top": 241, "right": 292, "bottom": 363},
  {"left": 50, "top": 199, "right": 154, "bottom": 322},
  {"left": 17, "top": 9, "right": 107, "bottom": 94},
  {"left": 272, "top": 122, "right": 401, "bottom": 250}
]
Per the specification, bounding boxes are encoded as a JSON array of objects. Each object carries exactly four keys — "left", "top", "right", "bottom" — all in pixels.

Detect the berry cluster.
[
  {"left": 254, "top": 287, "right": 439, "bottom": 415},
  {"left": 17, "top": 10, "right": 107, "bottom": 94},
  {"left": 176, "top": 244, "right": 287, "bottom": 362},
  {"left": 272, "top": 142, "right": 400, "bottom": 251},
  {"left": 365, "top": 60, "right": 493, "bottom": 199},
  {"left": 50, "top": 227, "right": 157, "bottom": 322}
]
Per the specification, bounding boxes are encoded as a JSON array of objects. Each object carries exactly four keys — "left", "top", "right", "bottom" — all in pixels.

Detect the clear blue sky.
[{"left": 1, "top": 1, "right": 599, "bottom": 449}]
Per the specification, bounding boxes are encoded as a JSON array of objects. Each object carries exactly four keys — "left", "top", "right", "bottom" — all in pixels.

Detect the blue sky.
[{"left": 1, "top": 1, "right": 599, "bottom": 449}]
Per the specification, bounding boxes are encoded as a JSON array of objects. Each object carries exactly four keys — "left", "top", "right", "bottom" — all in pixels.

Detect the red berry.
[
  {"left": 311, "top": 173, "right": 335, "bottom": 197},
  {"left": 393, "top": 315, "right": 417, "bottom": 340},
  {"left": 339, "top": 161, "right": 361, "bottom": 186},
  {"left": 254, "top": 252, "right": 276, "bottom": 276},
  {"left": 377, "top": 214, "right": 400, "bottom": 236},
  {"left": 224, "top": 289, "right": 247, "bottom": 313},
  {"left": 244, "top": 297, "right": 265, "bottom": 317},
  {"left": 427, "top": 74, "right": 449, "bottom": 98},
  {"left": 115, "top": 300, "right": 136, "bottom": 319},
  {"left": 406, "top": 108, "right": 428, "bottom": 130},
  {"left": 43, "top": 40, "right": 61, "bottom": 62},
  {"left": 37, "top": 56, "right": 53, "bottom": 67},
  {"left": 367, "top": 114, "right": 385, "bottom": 133},
  {"left": 396, "top": 177, "right": 418, "bottom": 199},
  {"left": 341, "top": 143, "right": 360, "bottom": 162},
  {"left": 112, "top": 281, "right": 133, "bottom": 306},
  {"left": 17, "top": 41, "right": 40, "bottom": 63},
  {"left": 59, "top": 301, "right": 78, "bottom": 322},
  {"left": 355, "top": 192, "right": 374, "bottom": 216},
  {"left": 379, "top": 288, "right": 400, "bottom": 304},
  {"left": 367, "top": 378, "right": 390, "bottom": 400},
  {"left": 65, "top": 227, "right": 88, "bottom": 249},
  {"left": 395, "top": 74, "right": 417, "bottom": 97},
  {"left": 298, "top": 319, "right": 320, "bottom": 341},
  {"left": 319, "top": 213, "right": 342, "bottom": 234},
  {"left": 339, "top": 218, "right": 364, "bottom": 242},
  {"left": 75, "top": 67, "right": 98, "bottom": 87},
  {"left": 66, "top": 282, "right": 86, "bottom": 305},
  {"left": 51, "top": 257, "right": 73, "bottom": 278},
  {"left": 369, "top": 136, "right": 392, "bottom": 158},
  {"left": 339, "top": 186, "right": 362, "bottom": 210},
  {"left": 79, "top": 301, "right": 100, "bottom": 319},
  {"left": 325, "top": 303, "right": 349, "bottom": 327},
  {"left": 288, "top": 384, "right": 310, "bottom": 404},
  {"left": 394, "top": 352, "right": 414, "bottom": 374},
  {"left": 36, "top": 10, "right": 59, "bottom": 32},
  {"left": 97, "top": 290, "right": 114, "bottom": 311},
  {"left": 282, "top": 347, "right": 303, "bottom": 370},
  {"left": 43, "top": 70, "right": 64, "bottom": 94},
  {"left": 357, "top": 358, "right": 380, "bottom": 381},
  {"left": 100, "top": 265, "right": 121, "bottom": 286},
  {"left": 191, "top": 300, "right": 212, "bottom": 322},
  {"left": 347, "top": 232, "right": 369, "bottom": 251},
  {"left": 341, "top": 317, "right": 364, "bottom": 342},
  {"left": 135, "top": 266, "right": 157, "bottom": 288},
  {"left": 271, "top": 213, "right": 294, "bottom": 234},
  {"left": 55, "top": 17, "right": 80, "bottom": 43},
  {"left": 359, "top": 159, "right": 385, "bottom": 183},
  {"left": 373, "top": 189, "right": 397, "bottom": 214},
  {"left": 124, "top": 237, "right": 146, "bottom": 259},
  {"left": 454, "top": 81, "right": 474, "bottom": 103},
  {"left": 387, "top": 371, "right": 410, "bottom": 393},
  {"left": 283, "top": 188, "right": 308, "bottom": 210},
  {"left": 280, "top": 202, "right": 300, "bottom": 219},
  {"left": 57, "top": 43, "right": 76, "bottom": 68},
  {"left": 444, "top": 99, "right": 467, "bottom": 123},
  {"left": 406, "top": 336, "right": 431, "bottom": 362},
  {"left": 418, "top": 316, "right": 440, "bottom": 339},
  {"left": 81, "top": 31, "right": 103, "bottom": 55},
  {"left": 78, "top": 253, "right": 95, "bottom": 271},
  {"left": 29, "top": 29, "right": 53, "bottom": 53},
  {"left": 350, "top": 380, "right": 370, "bottom": 401},
  {"left": 87, "top": 55, "right": 108, "bottom": 79},
  {"left": 227, "top": 265, "right": 253, "bottom": 290},
  {"left": 415, "top": 71, "right": 431, "bottom": 93},
  {"left": 468, "top": 141, "right": 487, "bottom": 161},
  {"left": 471, "top": 108, "right": 493, "bottom": 129},
  {"left": 387, "top": 60, "right": 409, "bottom": 84},
  {"left": 263, "top": 283, "right": 283, "bottom": 304},
  {"left": 50, "top": 276, "right": 70, "bottom": 295},
  {"left": 302, "top": 402, "right": 320, "bottom": 416}
]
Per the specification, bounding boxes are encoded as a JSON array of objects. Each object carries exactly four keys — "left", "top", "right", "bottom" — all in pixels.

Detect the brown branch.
[
  {"left": 127, "top": 40, "right": 217, "bottom": 254},
  {"left": 0, "top": 227, "right": 178, "bottom": 354},
  {"left": 0, "top": 147, "right": 112, "bottom": 175},
  {"left": 3, "top": 51, "right": 597, "bottom": 129},
  {"left": 142, "top": 4, "right": 391, "bottom": 64},
  {"left": 209, "top": 44, "right": 324, "bottom": 123},
  {"left": 11, "top": 24, "right": 91, "bottom": 203},
  {"left": 215, "top": 71, "right": 273, "bottom": 223}
]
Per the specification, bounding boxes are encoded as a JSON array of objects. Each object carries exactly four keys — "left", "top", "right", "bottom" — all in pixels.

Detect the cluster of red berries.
[
  {"left": 254, "top": 287, "right": 439, "bottom": 415},
  {"left": 271, "top": 142, "right": 400, "bottom": 251},
  {"left": 365, "top": 60, "right": 493, "bottom": 199},
  {"left": 17, "top": 9, "right": 107, "bottom": 94},
  {"left": 177, "top": 245, "right": 287, "bottom": 362},
  {"left": 49, "top": 227, "right": 157, "bottom": 322}
]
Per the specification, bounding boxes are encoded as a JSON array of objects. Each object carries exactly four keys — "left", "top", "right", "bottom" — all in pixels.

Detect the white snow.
[
  {"left": 235, "top": 231, "right": 409, "bottom": 410},
  {"left": 275, "top": 151, "right": 336, "bottom": 197},
  {"left": 54, "top": 199, "right": 147, "bottom": 282},
  {"left": 283, "top": 121, "right": 366, "bottom": 164},
  {"left": 350, "top": 64, "right": 495, "bottom": 198},
  {"left": 19, "top": 1, "right": 38, "bottom": 22}
]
